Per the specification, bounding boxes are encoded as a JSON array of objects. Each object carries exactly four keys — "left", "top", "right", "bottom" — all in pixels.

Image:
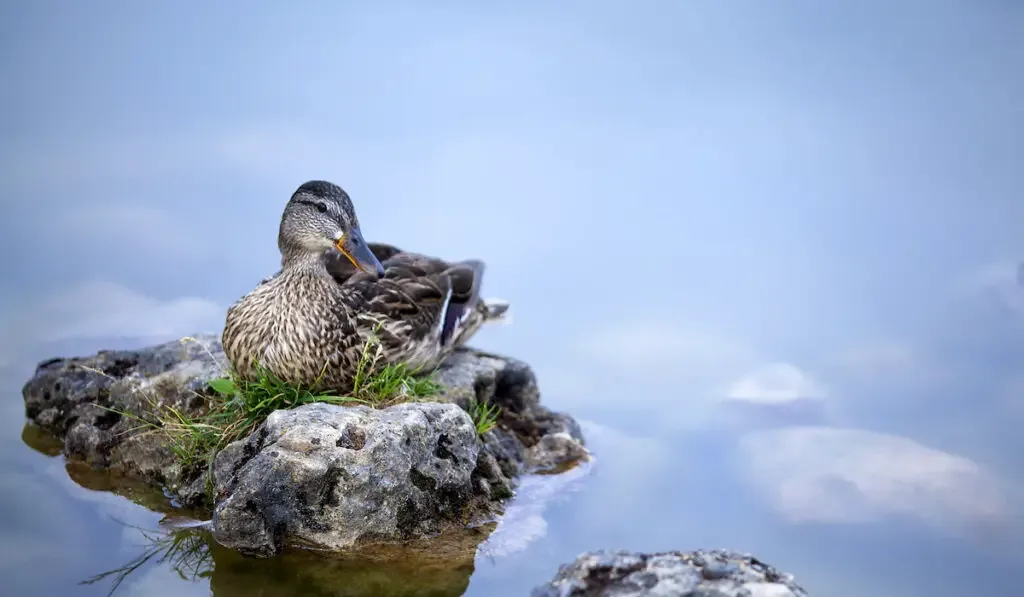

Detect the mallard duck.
[{"left": 221, "top": 180, "right": 509, "bottom": 392}]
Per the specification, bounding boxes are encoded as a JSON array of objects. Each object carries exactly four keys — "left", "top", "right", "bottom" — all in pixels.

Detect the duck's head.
[{"left": 278, "top": 180, "right": 386, "bottom": 278}]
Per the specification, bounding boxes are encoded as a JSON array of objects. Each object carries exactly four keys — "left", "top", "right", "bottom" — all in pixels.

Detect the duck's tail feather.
[
  {"left": 439, "top": 260, "right": 510, "bottom": 347},
  {"left": 480, "top": 297, "right": 511, "bottom": 324}
]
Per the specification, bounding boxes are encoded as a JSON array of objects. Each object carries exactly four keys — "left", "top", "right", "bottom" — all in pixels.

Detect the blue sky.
[{"left": 1, "top": 2, "right": 1023, "bottom": 594}]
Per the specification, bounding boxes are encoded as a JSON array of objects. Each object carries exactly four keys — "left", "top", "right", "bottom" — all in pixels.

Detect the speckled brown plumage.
[{"left": 221, "top": 181, "right": 508, "bottom": 393}]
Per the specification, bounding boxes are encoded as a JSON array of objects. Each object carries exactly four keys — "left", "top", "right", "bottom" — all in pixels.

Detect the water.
[
  {"left": 3, "top": 340, "right": 1023, "bottom": 596},
  {"left": 2, "top": 1, "right": 1023, "bottom": 595}
]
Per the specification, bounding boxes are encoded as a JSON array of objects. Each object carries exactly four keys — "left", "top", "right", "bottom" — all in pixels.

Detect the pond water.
[
  {"left": 2, "top": 2, "right": 1023, "bottom": 596},
  {"left": 2, "top": 329, "right": 1023, "bottom": 596}
]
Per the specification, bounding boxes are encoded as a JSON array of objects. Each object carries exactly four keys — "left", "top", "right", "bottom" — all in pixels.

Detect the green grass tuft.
[
  {"left": 468, "top": 399, "right": 502, "bottom": 436},
  {"left": 98, "top": 332, "right": 445, "bottom": 502}
]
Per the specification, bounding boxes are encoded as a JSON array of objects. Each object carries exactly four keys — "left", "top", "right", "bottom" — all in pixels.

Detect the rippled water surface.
[{"left": 2, "top": 2, "right": 1023, "bottom": 596}]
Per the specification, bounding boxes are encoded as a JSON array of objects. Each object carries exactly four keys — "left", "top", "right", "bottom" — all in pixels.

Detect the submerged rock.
[
  {"left": 20, "top": 333, "right": 587, "bottom": 556},
  {"left": 532, "top": 549, "right": 809, "bottom": 597}
]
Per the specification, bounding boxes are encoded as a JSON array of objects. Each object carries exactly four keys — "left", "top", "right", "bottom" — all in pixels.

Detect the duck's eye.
[{"left": 314, "top": 202, "right": 328, "bottom": 213}]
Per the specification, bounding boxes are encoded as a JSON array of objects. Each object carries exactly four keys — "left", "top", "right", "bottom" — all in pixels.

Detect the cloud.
[
  {"left": 0, "top": 280, "right": 223, "bottom": 362},
  {"left": 715, "top": 363, "right": 830, "bottom": 429},
  {"left": 569, "top": 319, "right": 836, "bottom": 427},
  {"left": 737, "top": 426, "right": 1010, "bottom": 534},
  {"left": 566, "top": 319, "right": 836, "bottom": 431},
  {"left": 725, "top": 362, "right": 825, "bottom": 404},
  {"left": 560, "top": 319, "right": 763, "bottom": 431}
]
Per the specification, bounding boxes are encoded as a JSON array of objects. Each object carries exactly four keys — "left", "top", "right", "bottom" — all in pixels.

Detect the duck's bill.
[{"left": 336, "top": 227, "right": 386, "bottom": 278}]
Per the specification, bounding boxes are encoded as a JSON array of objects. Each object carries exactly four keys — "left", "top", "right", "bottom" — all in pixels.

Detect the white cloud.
[
  {"left": 725, "top": 362, "right": 825, "bottom": 404},
  {"left": 568, "top": 320, "right": 820, "bottom": 430},
  {"left": 562, "top": 319, "right": 764, "bottom": 431},
  {"left": 738, "top": 426, "right": 1010, "bottom": 533},
  {"left": 0, "top": 280, "right": 223, "bottom": 362},
  {"left": 714, "top": 363, "right": 831, "bottom": 429}
]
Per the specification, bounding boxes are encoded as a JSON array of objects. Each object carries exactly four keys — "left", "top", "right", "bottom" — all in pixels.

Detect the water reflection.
[
  {"left": 83, "top": 522, "right": 496, "bottom": 597},
  {"left": 22, "top": 422, "right": 204, "bottom": 517},
  {"left": 21, "top": 422, "right": 63, "bottom": 457},
  {"left": 80, "top": 525, "right": 212, "bottom": 596},
  {"left": 23, "top": 420, "right": 498, "bottom": 597},
  {"left": 208, "top": 526, "right": 492, "bottom": 597}
]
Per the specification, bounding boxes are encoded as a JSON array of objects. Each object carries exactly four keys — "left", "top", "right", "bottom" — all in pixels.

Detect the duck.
[{"left": 221, "top": 180, "right": 509, "bottom": 393}]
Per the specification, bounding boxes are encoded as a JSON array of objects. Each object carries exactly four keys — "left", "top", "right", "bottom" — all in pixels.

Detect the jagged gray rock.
[
  {"left": 532, "top": 549, "right": 809, "bottom": 597},
  {"left": 211, "top": 401, "right": 483, "bottom": 556},
  {"left": 20, "top": 333, "right": 587, "bottom": 556},
  {"left": 21, "top": 335, "right": 226, "bottom": 504}
]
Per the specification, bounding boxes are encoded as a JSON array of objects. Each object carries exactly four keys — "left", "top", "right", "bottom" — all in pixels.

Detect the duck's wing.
[
  {"left": 323, "top": 242, "right": 411, "bottom": 284},
  {"left": 348, "top": 255, "right": 486, "bottom": 350},
  {"left": 367, "top": 242, "right": 405, "bottom": 263}
]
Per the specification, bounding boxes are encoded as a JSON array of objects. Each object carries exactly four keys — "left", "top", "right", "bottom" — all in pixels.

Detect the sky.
[{"left": 1, "top": 1, "right": 1023, "bottom": 595}]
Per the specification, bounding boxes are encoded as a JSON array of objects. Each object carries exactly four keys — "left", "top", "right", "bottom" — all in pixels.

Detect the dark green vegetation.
[{"left": 468, "top": 399, "right": 501, "bottom": 435}]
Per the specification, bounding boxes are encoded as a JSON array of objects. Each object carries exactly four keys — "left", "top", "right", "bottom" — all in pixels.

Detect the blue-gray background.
[{"left": 1, "top": 1, "right": 1022, "bottom": 595}]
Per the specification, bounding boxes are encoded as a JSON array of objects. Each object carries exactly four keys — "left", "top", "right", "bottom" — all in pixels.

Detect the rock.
[
  {"left": 210, "top": 401, "right": 482, "bottom": 556},
  {"left": 21, "top": 334, "right": 227, "bottom": 505},
  {"left": 532, "top": 549, "right": 809, "bottom": 597},
  {"left": 433, "top": 349, "right": 588, "bottom": 476},
  {"left": 20, "top": 333, "right": 587, "bottom": 555}
]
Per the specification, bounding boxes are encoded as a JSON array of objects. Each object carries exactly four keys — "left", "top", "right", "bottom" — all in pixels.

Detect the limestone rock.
[
  {"left": 532, "top": 549, "right": 809, "bottom": 597},
  {"left": 21, "top": 334, "right": 226, "bottom": 505},
  {"left": 211, "top": 401, "right": 482, "bottom": 556},
  {"left": 20, "top": 333, "right": 588, "bottom": 555}
]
